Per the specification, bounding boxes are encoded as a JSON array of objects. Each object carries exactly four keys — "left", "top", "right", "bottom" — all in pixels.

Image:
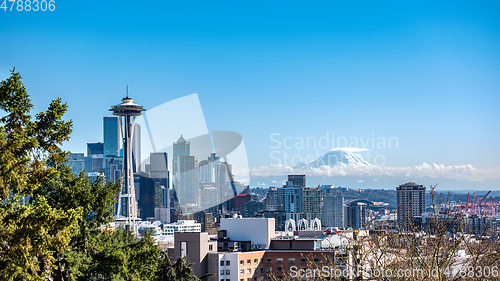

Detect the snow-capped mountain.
[{"left": 295, "top": 148, "right": 371, "bottom": 168}]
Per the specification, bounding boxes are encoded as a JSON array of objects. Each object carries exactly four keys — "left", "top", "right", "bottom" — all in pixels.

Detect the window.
[
  {"left": 266, "top": 258, "right": 272, "bottom": 263},
  {"left": 260, "top": 267, "right": 264, "bottom": 273},
  {"left": 277, "top": 267, "right": 283, "bottom": 272},
  {"left": 240, "top": 260, "right": 244, "bottom": 265},
  {"left": 247, "top": 269, "right": 251, "bottom": 274},
  {"left": 266, "top": 267, "right": 272, "bottom": 272},
  {"left": 226, "top": 270, "right": 230, "bottom": 275},
  {"left": 313, "top": 258, "right": 319, "bottom": 263},
  {"left": 254, "top": 259, "right": 258, "bottom": 264},
  {"left": 240, "top": 279, "right": 244, "bottom": 281},
  {"left": 209, "top": 245, "right": 213, "bottom": 251},
  {"left": 300, "top": 258, "right": 307, "bottom": 264},
  {"left": 276, "top": 258, "right": 283, "bottom": 264},
  {"left": 226, "top": 260, "right": 230, "bottom": 266},
  {"left": 220, "top": 261, "right": 224, "bottom": 266},
  {"left": 247, "top": 259, "right": 251, "bottom": 264},
  {"left": 220, "top": 270, "right": 224, "bottom": 275},
  {"left": 240, "top": 269, "right": 244, "bottom": 275},
  {"left": 288, "top": 258, "right": 295, "bottom": 264}
]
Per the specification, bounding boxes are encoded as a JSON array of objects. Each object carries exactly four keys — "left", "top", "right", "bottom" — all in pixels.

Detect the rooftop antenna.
[{"left": 126, "top": 85, "right": 129, "bottom": 98}]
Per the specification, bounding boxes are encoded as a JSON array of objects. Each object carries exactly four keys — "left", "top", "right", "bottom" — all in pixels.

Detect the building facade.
[{"left": 396, "top": 182, "right": 426, "bottom": 231}]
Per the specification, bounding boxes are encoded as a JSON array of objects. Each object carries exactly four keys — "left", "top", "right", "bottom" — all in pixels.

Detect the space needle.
[{"left": 110, "top": 88, "right": 145, "bottom": 231}]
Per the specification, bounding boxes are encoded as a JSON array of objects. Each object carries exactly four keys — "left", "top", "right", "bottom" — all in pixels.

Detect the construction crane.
[{"left": 459, "top": 190, "right": 499, "bottom": 217}]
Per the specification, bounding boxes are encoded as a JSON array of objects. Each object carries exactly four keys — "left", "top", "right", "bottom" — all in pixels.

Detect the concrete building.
[
  {"left": 164, "top": 220, "right": 202, "bottom": 236},
  {"left": 302, "top": 187, "right": 322, "bottom": 221},
  {"left": 220, "top": 218, "right": 275, "bottom": 250},
  {"left": 397, "top": 182, "right": 426, "bottom": 231},
  {"left": 323, "top": 193, "right": 344, "bottom": 228},
  {"left": 174, "top": 232, "right": 217, "bottom": 278},
  {"left": 173, "top": 136, "right": 198, "bottom": 207}
]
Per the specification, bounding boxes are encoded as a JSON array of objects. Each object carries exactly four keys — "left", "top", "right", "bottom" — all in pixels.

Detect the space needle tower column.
[{"left": 110, "top": 91, "right": 145, "bottom": 230}]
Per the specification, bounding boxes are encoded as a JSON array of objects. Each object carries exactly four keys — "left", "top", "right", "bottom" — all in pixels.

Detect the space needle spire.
[{"left": 110, "top": 89, "right": 145, "bottom": 231}]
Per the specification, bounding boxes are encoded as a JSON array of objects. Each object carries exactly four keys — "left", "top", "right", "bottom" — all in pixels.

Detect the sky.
[{"left": 1, "top": 1, "right": 499, "bottom": 189}]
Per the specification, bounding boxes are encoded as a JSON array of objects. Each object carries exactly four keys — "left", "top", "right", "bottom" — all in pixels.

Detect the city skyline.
[{"left": 1, "top": 1, "right": 499, "bottom": 190}]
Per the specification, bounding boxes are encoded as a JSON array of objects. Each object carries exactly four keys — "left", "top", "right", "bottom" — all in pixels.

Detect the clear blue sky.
[{"left": 1, "top": 0, "right": 499, "bottom": 171}]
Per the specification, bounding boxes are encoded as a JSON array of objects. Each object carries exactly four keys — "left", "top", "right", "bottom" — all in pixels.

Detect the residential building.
[
  {"left": 323, "top": 192, "right": 344, "bottom": 228},
  {"left": 345, "top": 200, "right": 369, "bottom": 230},
  {"left": 397, "top": 182, "right": 426, "bottom": 231}
]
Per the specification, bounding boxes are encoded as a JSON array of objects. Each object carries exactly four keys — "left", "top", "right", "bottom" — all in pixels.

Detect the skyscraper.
[
  {"left": 302, "top": 187, "right": 322, "bottom": 221},
  {"left": 85, "top": 142, "right": 104, "bottom": 173},
  {"left": 149, "top": 152, "right": 169, "bottom": 187},
  {"left": 397, "top": 182, "right": 426, "bottom": 231},
  {"left": 323, "top": 192, "right": 344, "bottom": 228},
  {"left": 264, "top": 187, "right": 279, "bottom": 211},
  {"left": 287, "top": 175, "right": 305, "bottom": 188},
  {"left": 173, "top": 136, "right": 197, "bottom": 207},
  {"left": 132, "top": 123, "right": 141, "bottom": 173},
  {"left": 103, "top": 117, "right": 119, "bottom": 158},
  {"left": 345, "top": 200, "right": 367, "bottom": 230}
]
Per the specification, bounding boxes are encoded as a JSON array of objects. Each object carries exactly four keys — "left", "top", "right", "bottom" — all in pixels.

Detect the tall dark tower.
[{"left": 110, "top": 91, "right": 145, "bottom": 228}]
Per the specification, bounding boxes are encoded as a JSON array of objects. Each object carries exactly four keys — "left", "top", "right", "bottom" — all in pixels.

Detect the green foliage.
[
  {"left": 0, "top": 195, "right": 81, "bottom": 281},
  {"left": 153, "top": 256, "right": 211, "bottom": 281}
]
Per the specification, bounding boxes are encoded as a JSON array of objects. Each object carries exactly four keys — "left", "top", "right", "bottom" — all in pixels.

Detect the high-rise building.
[
  {"left": 137, "top": 173, "right": 161, "bottom": 220},
  {"left": 149, "top": 152, "right": 169, "bottom": 187},
  {"left": 302, "top": 187, "right": 322, "bottom": 221},
  {"left": 264, "top": 187, "right": 279, "bottom": 211},
  {"left": 173, "top": 136, "right": 197, "bottom": 207},
  {"left": 85, "top": 142, "right": 104, "bottom": 173},
  {"left": 287, "top": 175, "right": 305, "bottom": 188},
  {"left": 173, "top": 135, "right": 190, "bottom": 175},
  {"left": 323, "top": 192, "right": 344, "bottom": 228},
  {"left": 345, "top": 200, "right": 367, "bottom": 230},
  {"left": 279, "top": 184, "right": 302, "bottom": 213},
  {"left": 87, "top": 142, "right": 104, "bottom": 156},
  {"left": 67, "top": 153, "right": 85, "bottom": 174},
  {"left": 397, "top": 182, "right": 426, "bottom": 231},
  {"left": 103, "top": 117, "right": 119, "bottom": 158},
  {"left": 200, "top": 185, "right": 218, "bottom": 210},
  {"left": 132, "top": 123, "right": 141, "bottom": 173},
  {"left": 104, "top": 156, "right": 122, "bottom": 183}
]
